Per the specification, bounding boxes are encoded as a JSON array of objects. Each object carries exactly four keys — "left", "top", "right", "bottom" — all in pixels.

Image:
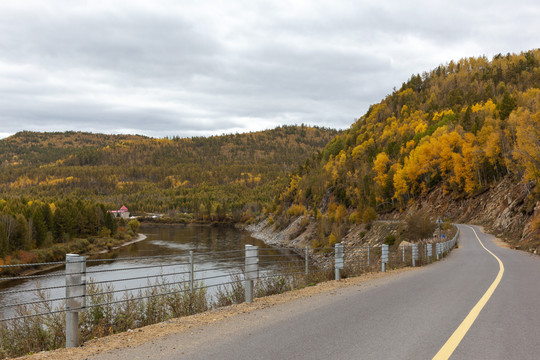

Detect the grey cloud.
[{"left": 0, "top": 0, "right": 539, "bottom": 139}]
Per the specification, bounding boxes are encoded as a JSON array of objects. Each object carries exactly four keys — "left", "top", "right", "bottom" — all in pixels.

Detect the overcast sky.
[{"left": 0, "top": 0, "right": 539, "bottom": 139}]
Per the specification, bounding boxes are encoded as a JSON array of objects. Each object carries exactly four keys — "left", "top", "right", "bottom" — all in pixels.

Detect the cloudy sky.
[{"left": 0, "top": 0, "right": 539, "bottom": 139}]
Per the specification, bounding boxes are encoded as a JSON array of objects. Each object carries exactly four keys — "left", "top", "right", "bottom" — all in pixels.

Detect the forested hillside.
[
  {"left": 0, "top": 126, "right": 339, "bottom": 220},
  {"left": 0, "top": 131, "right": 146, "bottom": 166},
  {"left": 274, "top": 50, "right": 540, "bottom": 249}
]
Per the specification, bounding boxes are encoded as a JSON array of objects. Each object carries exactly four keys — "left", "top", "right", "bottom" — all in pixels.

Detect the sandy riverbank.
[{"left": 97, "top": 233, "right": 148, "bottom": 254}]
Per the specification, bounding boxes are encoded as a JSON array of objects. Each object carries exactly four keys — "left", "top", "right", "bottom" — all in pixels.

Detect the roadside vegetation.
[{"left": 0, "top": 267, "right": 334, "bottom": 358}]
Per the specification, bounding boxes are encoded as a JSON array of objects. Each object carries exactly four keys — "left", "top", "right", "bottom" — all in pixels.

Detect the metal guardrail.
[{"left": 0, "top": 228, "right": 460, "bottom": 350}]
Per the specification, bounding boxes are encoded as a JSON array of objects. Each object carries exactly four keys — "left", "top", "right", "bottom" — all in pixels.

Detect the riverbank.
[
  {"left": 96, "top": 233, "right": 147, "bottom": 254},
  {"left": 245, "top": 217, "right": 313, "bottom": 248},
  {"left": 0, "top": 233, "right": 148, "bottom": 280}
]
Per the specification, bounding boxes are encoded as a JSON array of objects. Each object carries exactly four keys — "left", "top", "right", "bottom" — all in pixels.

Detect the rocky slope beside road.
[
  {"left": 247, "top": 218, "right": 399, "bottom": 250},
  {"left": 392, "top": 177, "right": 540, "bottom": 253},
  {"left": 249, "top": 176, "right": 539, "bottom": 255}
]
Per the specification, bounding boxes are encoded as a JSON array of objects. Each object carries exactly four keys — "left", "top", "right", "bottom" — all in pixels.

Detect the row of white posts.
[
  {"left": 65, "top": 229, "right": 459, "bottom": 348},
  {"left": 334, "top": 228, "right": 460, "bottom": 278}
]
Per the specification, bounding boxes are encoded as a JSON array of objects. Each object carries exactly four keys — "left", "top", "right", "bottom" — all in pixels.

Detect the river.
[{"left": 0, "top": 224, "right": 302, "bottom": 320}]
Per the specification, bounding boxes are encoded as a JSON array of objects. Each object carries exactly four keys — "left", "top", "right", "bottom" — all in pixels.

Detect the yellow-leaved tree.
[{"left": 510, "top": 108, "right": 540, "bottom": 183}]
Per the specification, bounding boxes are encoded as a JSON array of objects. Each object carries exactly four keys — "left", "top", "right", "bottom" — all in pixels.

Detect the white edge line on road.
[{"left": 432, "top": 226, "right": 505, "bottom": 360}]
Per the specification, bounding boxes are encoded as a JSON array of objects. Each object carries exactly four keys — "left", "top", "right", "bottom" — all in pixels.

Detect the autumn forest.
[
  {"left": 276, "top": 50, "right": 540, "bottom": 247},
  {"left": 2, "top": 49, "right": 540, "bottom": 263}
]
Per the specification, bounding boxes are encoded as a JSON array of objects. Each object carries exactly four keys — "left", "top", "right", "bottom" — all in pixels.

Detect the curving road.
[{"left": 89, "top": 225, "right": 540, "bottom": 359}]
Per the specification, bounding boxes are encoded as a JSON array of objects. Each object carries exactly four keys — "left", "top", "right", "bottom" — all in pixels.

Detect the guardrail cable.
[{"left": 0, "top": 229, "right": 461, "bottom": 327}]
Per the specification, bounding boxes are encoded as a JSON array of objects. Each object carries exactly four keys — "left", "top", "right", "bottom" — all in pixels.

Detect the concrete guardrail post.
[
  {"left": 427, "top": 243, "right": 432, "bottom": 263},
  {"left": 245, "top": 245, "right": 259, "bottom": 303},
  {"left": 381, "top": 244, "right": 389, "bottom": 272},
  {"left": 335, "top": 243, "right": 344, "bottom": 281},
  {"left": 412, "top": 244, "right": 418, "bottom": 267},
  {"left": 66, "top": 254, "right": 86, "bottom": 348}
]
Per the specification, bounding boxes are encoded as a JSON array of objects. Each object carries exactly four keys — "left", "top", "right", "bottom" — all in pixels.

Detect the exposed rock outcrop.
[
  {"left": 388, "top": 176, "right": 539, "bottom": 252},
  {"left": 249, "top": 176, "right": 539, "bottom": 255}
]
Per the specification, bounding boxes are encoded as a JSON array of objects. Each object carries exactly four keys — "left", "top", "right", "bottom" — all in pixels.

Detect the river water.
[{"left": 0, "top": 225, "right": 301, "bottom": 320}]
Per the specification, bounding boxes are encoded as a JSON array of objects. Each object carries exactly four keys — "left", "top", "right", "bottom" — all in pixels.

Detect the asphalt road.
[{"left": 89, "top": 225, "right": 540, "bottom": 359}]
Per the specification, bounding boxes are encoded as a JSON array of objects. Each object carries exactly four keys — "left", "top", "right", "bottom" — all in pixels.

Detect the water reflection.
[{"left": 0, "top": 225, "right": 301, "bottom": 320}]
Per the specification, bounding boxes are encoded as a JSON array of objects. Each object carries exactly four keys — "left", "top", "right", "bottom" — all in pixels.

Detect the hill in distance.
[
  {"left": 273, "top": 50, "right": 540, "bottom": 250},
  {"left": 0, "top": 131, "right": 148, "bottom": 166},
  {"left": 0, "top": 126, "right": 340, "bottom": 221}
]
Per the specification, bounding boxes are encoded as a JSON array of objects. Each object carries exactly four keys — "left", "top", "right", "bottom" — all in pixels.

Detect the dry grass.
[
  {"left": 1, "top": 266, "right": 333, "bottom": 359},
  {"left": 16, "top": 268, "right": 413, "bottom": 360}
]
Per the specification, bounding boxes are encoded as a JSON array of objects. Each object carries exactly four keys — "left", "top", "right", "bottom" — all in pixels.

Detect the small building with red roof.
[{"left": 108, "top": 205, "right": 130, "bottom": 219}]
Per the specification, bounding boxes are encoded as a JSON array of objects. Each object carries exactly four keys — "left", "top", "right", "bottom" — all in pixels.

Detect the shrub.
[
  {"left": 287, "top": 204, "right": 307, "bottom": 217},
  {"left": 114, "top": 231, "right": 129, "bottom": 241},
  {"left": 400, "top": 210, "right": 436, "bottom": 241},
  {"left": 312, "top": 236, "right": 323, "bottom": 249},
  {"left": 51, "top": 245, "right": 65, "bottom": 261},
  {"left": 15, "top": 250, "right": 38, "bottom": 264},
  {"left": 255, "top": 276, "right": 290, "bottom": 297},
  {"left": 99, "top": 228, "right": 111, "bottom": 238},
  {"left": 328, "top": 233, "right": 339, "bottom": 246},
  {"left": 214, "top": 274, "right": 245, "bottom": 307},
  {"left": 349, "top": 211, "right": 362, "bottom": 224},
  {"left": 128, "top": 220, "right": 140, "bottom": 233},
  {"left": 362, "top": 207, "right": 377, "bottom": 224},
  {"left": 384, "top": 234, "right": 396, "bottom": 246},
  {"left": 333, "top": 205, "right": 348, "bottom": 223}
]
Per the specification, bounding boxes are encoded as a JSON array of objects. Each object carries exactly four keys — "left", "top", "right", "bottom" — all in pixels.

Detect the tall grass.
[
  {"left": 0, "top": 267, "right": 332, "bottom": 359},
  {"left": 0, "top": 288, "right": 66, "bottom": 358}
]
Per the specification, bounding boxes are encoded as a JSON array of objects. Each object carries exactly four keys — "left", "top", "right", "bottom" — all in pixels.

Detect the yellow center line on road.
[{"left": 432, "top": 226, "right": 505, "bottom": 360}]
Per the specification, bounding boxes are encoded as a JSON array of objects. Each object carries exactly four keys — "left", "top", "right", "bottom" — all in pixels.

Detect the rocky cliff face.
[
  {"left": 249, "top": 176, "right": 539, "bottom": 255},
  {"left": 247, "top": 217, "right": 399, "bottom": 250},
  {"left": 392, "top": 176, "right": 540, "bottom": 253}
]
